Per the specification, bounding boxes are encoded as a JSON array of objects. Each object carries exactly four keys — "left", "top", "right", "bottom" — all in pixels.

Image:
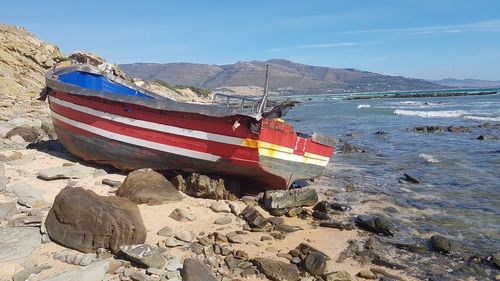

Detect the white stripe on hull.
[{"left": 51, "top": 111, "right": 221, "bottom": 162}]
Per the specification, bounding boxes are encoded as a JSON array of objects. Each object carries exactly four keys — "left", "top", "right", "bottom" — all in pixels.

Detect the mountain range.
[
  {"left": 120, "top": 59, "right": 445, "bottom": 95},
  {"left": 429, "top": 78, "right": 500, "bottom": 88}
]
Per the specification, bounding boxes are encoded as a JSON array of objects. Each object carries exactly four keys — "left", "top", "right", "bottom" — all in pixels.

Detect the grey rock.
[
  {"left": 169, "top": 208, "right": 196, "bottom": 221},
  {"left": 226, "top": 232, "right": 244, "bottom": 244},
  {"left": 261, "top": 188, "right": 318, "bottom": 210},
  {"left": 403, "top": 173, "right": 421, "bottom": 184},
  {"left": 116, "top": 168, "right": 183, "bottom": 205},
  {"left": 0, "top": 194, "right": 19, "bottom": 220},
  {"left": 8, "top": 214, "right": 42, "bottom": 227},
  {"left": 157, "top": 226, "right": 174, "bottom": 237},
  {"left": 42, "top": 261, "right": 110, "bottom": 281},
  {"left": 477, "top": 134, "right": 499, "bottom": 140},
  {"left": 319, "top": 220, "right": 355, "bottom": 231},
  {"left": 296, "top": 243, "right": 331, "bottom": 260},
  {"left": 166, "top": 258, "right": 183, "bottom": 271},
  {"left": 185, "top": 173, "right": 239, "bottom": 200},
  {"left": 53, "top": 250, "right": 96, "bottom": 266},
  {"left": 181, "top": 258, "right": 218, "bottom": 281},
  {"left": 303, "top": 252, "right": 327, "bottom": 276},
  {"left": 0, "top": 162, "right": 5, "bottom": 191},
  {"left": 357, "top": 269, "right": 377, "bottom": 279},
  {"left": 38, "top": 165, "right": 94, "bottom": 180},
  {"left": 147, "top": 267, "right": 168, "bottom": 276},
  {"left": 355, "top": 214, "right": 395, "bottom": 236},
  {"left": 165, "top": 238, "right": 184, "bottom": 247},
  {"left": 229, "top": 203, "right": 240, "bottom": 216},
  {"left": 214, "top": 217, "right": 232, "bottom": 225},
  {"left": 175, "top": 231, "right": 194, "bottom": 242},
  {"left": 102, "top": 178, "right": 122, "bottom": 187},
  {"left": 6, "top": 181, "right": 47, "bottom": 208},
  {"left": 240, "top": 206, "right": 272, "bottom": 230},
  {"left": 0, "top": 227, "right": 41, "bottom": 263},
  {"left": 130, "top": 271, "right": 148, "bottom": 281},
  {"left": 210, "top": 201, "right": 231, "bottom": 213},
  {"left": 119, "top": 244, "right": 165, "bottom": 269},
  {"left": 430, "top": 235, "right": 460, "bottom": 255},
  {"left": 12, "top": 265, "right": 51, "bottom": 281},
  {"left": 323, "top": 270, "right": 352, "bottom": 281},
  {"left": 339, "top": 142, "right": 365, "bottom": 154},
  {"left": 254, "top": 257, "right": 300, "bottom": 281},
  {"left": 45, "top": 187, "right": 146, "bottom": 253}
]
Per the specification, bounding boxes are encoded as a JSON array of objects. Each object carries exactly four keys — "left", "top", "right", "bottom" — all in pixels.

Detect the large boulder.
[
  {"left": 45, "top": 186, "right": 146, "bottom": 253},
  {"left": 261, "top": 188, "right": 318, "bottom": 210},
  {"left": 116, "top": 168, "right": 182, "bottom": 205},
  {"left": 185, "top": 173, "right": 239, "bottom": 200}
]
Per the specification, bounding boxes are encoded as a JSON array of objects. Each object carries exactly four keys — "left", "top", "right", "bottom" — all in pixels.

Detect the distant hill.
[
  {"left": 430, "top": 78, "right": 500, "bottom": 88},
  {"left": 120, "top": 59, "right": 444, "bottom": 95}
]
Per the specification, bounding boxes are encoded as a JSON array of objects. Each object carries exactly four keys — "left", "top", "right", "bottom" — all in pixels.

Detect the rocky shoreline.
[
  {"left": 346, "top": 91, "right": 499, "bottom": 100},
  {"left": 1, "top": 102, "right": 499, "bottom": 281}
]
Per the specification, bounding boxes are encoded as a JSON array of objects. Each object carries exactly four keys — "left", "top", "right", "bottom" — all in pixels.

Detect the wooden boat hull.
[{"left": 45, "top": 65, "right": 334, "bottom": 190}]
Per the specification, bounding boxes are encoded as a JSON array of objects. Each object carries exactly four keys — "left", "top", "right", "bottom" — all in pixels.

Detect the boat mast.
[{"left": 258, "top": 64, "right": 271, "bottom": 114}]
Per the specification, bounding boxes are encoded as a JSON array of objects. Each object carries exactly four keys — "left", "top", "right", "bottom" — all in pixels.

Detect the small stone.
[
  {"left": 210, "top": 201, "right": 231, "bottom": 213},
  {"left": 286, "top": 208, "right": 303, "bottom": 217},
  {"left": 430, "top": 235, "right": 460, "bottom": 255},
  {"left": 229, "top": 203, "right": 240, "bottom": 216},
  {"left": 169, "top": 208, "right": 196, "bottom": 221},
  {"left": 102, "top": 179, "right": 122, "bottom": 187},
  {"left": 254, "top": 258, "right": 300, "bottom": 281},
  {"left": 119, "top": 244, "right": 165, "bottom": 269},
  {"left": 357, "top": 269, "right": 376, "bottom": 279},
  {"left": 157, "top": 226, "right": 174, "bottom": 237},
  {"left": 303, "top": 252, "right": 327, "bottom": 276},
  {"left": 323, "top": 270, "right": 352, "bottom": 281},
  {"left": 166, "top": 258, "right": 183, "bottom": 271},
  {"left": 175, "top": 231, "right": 194, "bottom": 242},
  {"left": 227, "top": 232, "right": 244, "bottom": 244},
  {"left": 165, "top": 238, "right": 184, "bottom": 247},
  {"left": 277, "top": 252, "right": 293, "bottom": 261},
  {"left": 214, "top": 217, "right": 232, "bottom": 225},
  {"left": 261, "top": 235, "right": 273, "bottom": 241},
  {"left": 181, "top": 258, "right": 218, "bottom": 281},
  {"left": 291, "top": 257, "right": 301, "bottom": 264},
  {"left": 198, "top": 236, "right": 214, "bottom": 246}
]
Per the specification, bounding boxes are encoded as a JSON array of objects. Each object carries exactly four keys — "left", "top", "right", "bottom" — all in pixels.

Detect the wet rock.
[
  {"left": 116, "top": 168, "right": 182, "bottom": 205},
  {"left": 175, "top": 231, "right": 194, "bottom": 242},
  {"left": 0, "top": 227, "right": 41, "bottom": 263},
  {"left": 403, "top": 173, "right": 421, "bottom": 184},
  {"left": 357, "top": 269, "right": 376, "bottom": 279},
  {"left": 43, "top": 261, "right": 110, "bottom": 281},
  {"left": 210, "top": 200, "right": 231, "bottom": 213},
  {"left": 430, "top": 235, "right": 460, "bottom": 255},
  {"left": 313, "top": 201, "right": 332, "bottom": 213},
  {"left": 0, "top": 194, "right": 19, "bottom": 220},
  {"left": 12, "top": 265, "right": 51, "bottom": 281},
  {"left": 254, "top": 257, "right": 300, "bottom": 281},
  {"left": 185, "top": 173, "right": 239, "bottom": 200},
  {"left": 5, "top": 125, "right": 43, "bottom": 142},
  {"left": 261, "top": 188, "right": 318, "bottom": 210},
  {"left": 169, "top": 208, "right": 196, "bottom": 221},
  {"left": 214, "top": 216, "right": 232, "bottom": 225},
  {"left": 412, "top": 125, "right": 470, "bottom": 133},
  {"left": 319, "top": 220, "right": 355, "bottom": 231},
  {"left": 323, "top": 270, "right": 352, "bottom": 281},
  {"left": 303, "top": 252, "right": 327, "bottom": 276},
  {"left": 240, "top": 206, "right": 272, "bottom": 230},
  {"left": 102, "top": 178, "right": 121, "bottom": 187},
  {"left": 45, "top": 187, "right": 146, "bottom": 253},
  {"left": 6, "top": 181, "right": 47, "bottom": 208},
  {"left": 339, "top": 142, "right": 366, "bottom": 154},
  {"left": 477, "top": 134, "right": 499, "bottom": 140},
  {"left": 119, "top": 244, "right": 165, "bottom": 269},
  {"left": 355, "top": 214, "right": 395, "bottom": 236},
  {"left": 331, "top": 202, "right": 351, "bottom": 212},
  {"left": 181, "top": 258, "right": 218, "bottom": 281},
  {"left": 157, "top": 225, "right": 174, "bottom": 237},
  {"left": 38, "top": 165, "right": 94, "bottom": 180}
]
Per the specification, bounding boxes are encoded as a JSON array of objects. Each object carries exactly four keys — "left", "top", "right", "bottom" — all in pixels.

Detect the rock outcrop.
[
  {"left": 116, "top": 168, "right": 183, "bottom": 205},
  {"left": 45, "top": 186, "right": 146, "bottom": 253},
  {"left": 0, "top": 24, "right": 64, "bottom": 101}
]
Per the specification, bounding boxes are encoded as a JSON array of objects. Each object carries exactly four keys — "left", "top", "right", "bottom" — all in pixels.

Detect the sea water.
[{"left": 285, "top": 90, "right": 500, "bottom": 255}]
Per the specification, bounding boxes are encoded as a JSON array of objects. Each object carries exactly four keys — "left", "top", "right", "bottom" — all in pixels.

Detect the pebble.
[
  {"left": 357, "top": 269, "right": 377, "bottom": 279},
  {"left": 165, "top": 238, "right": 184, "bottom": 247},
  {"left": 157, "top": 226, "right": 174, "bottom": 237},
  {"left": 214, "top": 217, "right": 232, "bottom": 225},
  {"left": 166, "top": 258, "right": 183, "bottom": 271},
  {"left": 147, "top": 267, "right": 167, "bottom": 276},
  {"left": 210, "top": 201, "right": 231, "bottom": 213},
  {"left": 226, "top": 232, "right": 244, "bottom": 244},
  {"left": 175, "top": 231, "right": 194, "bottom": 242}
]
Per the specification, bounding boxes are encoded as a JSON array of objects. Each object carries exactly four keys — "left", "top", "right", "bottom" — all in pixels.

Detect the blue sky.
[{"left": 2, "top": 0, "right": 500, "bottom": 80}]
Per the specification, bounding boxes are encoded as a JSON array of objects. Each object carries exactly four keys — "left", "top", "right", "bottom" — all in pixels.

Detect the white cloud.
[
  {"left": 267, "top": 42, "right": 357, "bottom": 53},
  {"left": 336, "top": 20, "right": 500, "bottom": 35}
]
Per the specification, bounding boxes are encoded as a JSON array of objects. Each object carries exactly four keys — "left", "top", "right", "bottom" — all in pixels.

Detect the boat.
[{"left": 41, "top": 63, "right": 335, "bottom": 190}]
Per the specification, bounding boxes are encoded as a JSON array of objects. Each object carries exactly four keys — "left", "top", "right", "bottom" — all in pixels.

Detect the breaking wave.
[
  {"left": 357, "top": 104, "right": 371, "bottom": 109},
  {"left": 398, "top": 101, "right": 449, "bottom": 107},
  {"left": 419, "top": 153, "right": 440, "bottom": 163},
  {"left": 394, "top": 109, "right": 467, "bottom": 118},
  {"left": 463, "top": 115, "right": 500, "bottom": 122}
]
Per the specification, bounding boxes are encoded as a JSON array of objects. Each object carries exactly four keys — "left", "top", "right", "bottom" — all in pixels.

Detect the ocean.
[{"left": 285, "top": 89, "right": 500, "bottom": 255}]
